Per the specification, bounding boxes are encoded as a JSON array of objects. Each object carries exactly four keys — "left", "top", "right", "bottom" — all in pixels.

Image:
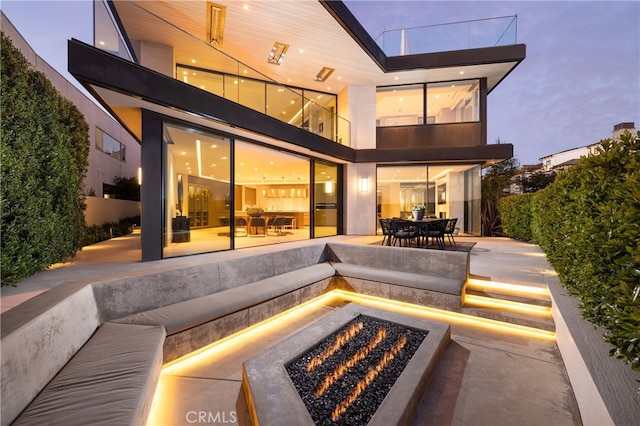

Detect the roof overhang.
[{"left": 104, "top": 0, "right": 525, "bottom": 93}]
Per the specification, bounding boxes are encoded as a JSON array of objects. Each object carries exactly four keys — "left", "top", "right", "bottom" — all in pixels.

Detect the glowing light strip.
[
  {"left": 467, "top": 278, "right": 550, "bottom": 296},
  {"left": 315, "top": 328, "right": 386, "bottom": 398},
  {"left": 464, "top": 294, "right": 552, "bottom": 316},
  {"left": 332, "top": 290, "right": 556, "bottom": 341},
  {"left": 307, "top": 321, "right": 363, "bottom": 373},
  {"left": 161, "top": 291, "right": 341, "bottom": 375},
  {"left": 331, "top": 334, "right": 407, "bottom": 421},
  {"left": 196, "top": 139, "right": 202, "bottom": 177}
]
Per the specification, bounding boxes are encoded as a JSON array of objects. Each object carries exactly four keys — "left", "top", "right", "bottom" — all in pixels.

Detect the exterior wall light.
[{"left": 359, "top": 177, "right": 370, "bottom": 193}]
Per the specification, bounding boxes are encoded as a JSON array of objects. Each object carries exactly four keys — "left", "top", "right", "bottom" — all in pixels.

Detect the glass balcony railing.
[
  {"left": 374, "top": 15, "right": 517, "bottom": 57},
  {"left": 93, "top": 0, "right": 351, "bottom": 146}
]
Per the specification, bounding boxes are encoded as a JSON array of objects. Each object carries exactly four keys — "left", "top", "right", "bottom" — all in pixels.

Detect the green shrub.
[
  {"left": 1, "top": 32, "right": 89, "bottom": 285},
  {"left": 499, "top": 131, "right": 640, "bottom": 370},
  {"left": 498, "top": 193, "right": 533, "bottom": 241},
  {"left": 533, "top": 131, "right": 640, "bottom": 370},
  {"left": 81, "top": 215, "right": 140, "bottom": 247}
]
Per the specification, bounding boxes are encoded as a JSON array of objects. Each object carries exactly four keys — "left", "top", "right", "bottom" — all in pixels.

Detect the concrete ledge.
[
  {"left": 0, "top": 282, "right": 101, "bottom": 426},
  {"left": 546, "top": 273, "right": 640, "bottom": 425},
  {"left": 12, "top": 322, "right": 165, "bottom": 426}
]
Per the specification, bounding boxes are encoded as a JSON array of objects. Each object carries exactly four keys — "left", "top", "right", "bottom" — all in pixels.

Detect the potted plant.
[{"left": 412, "top": 205, "right": 426, "bottom": 220}]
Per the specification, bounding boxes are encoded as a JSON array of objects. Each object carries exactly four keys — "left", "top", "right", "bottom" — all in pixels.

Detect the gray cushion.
[
  {"left": 332, "top": 263, "right": 464, "bottom": 295},
  {"left": 13, "top": 322, "right": 165, "bottom": 426},
  {"left": 115, "top": 263, "right": 335, "bottom": 335}
]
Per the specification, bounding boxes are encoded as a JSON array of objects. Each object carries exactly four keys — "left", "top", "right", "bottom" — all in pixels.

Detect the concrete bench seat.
[
  {"left": 2, "top": 241, "right": 470, "bottom": 425},
  {"left": 12, "top": 322, "right": 165, "bottom": 426},
  {"left": 332, "top": 262, "right": 465, "bottom": 295},
  {"left": 114, "top": 263, "right": 336, "bottom": 362},
  {"left": 115, "top": 263, "right": 335, "bottom": 335},
  {"left": 326, "top": 242, "right": 469, "bottom": 311}
]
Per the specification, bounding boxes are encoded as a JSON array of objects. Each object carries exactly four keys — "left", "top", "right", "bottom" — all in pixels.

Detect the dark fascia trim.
[
  {"left": 385, "top": 44, "right": 526, "bottom": 72},
  {"left": 68, "top": 39, "right": 355, "bottom": 163},
  {"left": 356, "top": 143, "right": 514, "bottom": 166},
  {"left": 319, "top": 0, "right": 387, "bottom": 70}
]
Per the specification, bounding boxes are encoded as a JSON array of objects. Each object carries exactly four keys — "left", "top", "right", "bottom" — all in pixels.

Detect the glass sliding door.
[
  {"left": 313, "top": 162, "right": 339, "bottom": 237},
  {"left": 163, "top": 123, "right": 232, "bottom": 258},
  {"left": 234, "top": 141, "right": 310, "bottom": 248},
  {"left": 377, "top": 164, "right": 481, "bottom": 236}
]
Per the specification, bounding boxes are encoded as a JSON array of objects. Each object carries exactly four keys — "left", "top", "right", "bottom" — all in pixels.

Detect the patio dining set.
[{"left": 379, "top": 217, "right": 458, "bottom": 249}]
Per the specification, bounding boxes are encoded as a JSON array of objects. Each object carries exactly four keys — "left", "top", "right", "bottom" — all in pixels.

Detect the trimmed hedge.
[
  {"left": 81, "top": 215, "right": 140, "bottom": 247},
  {"left": 1, "top": 32, "right": 90, "bottom": 285},
  {"left": 498, "top": 193, "right": 533, "bottom": 241},
  {"left": 499, "top": 131, "right": 640, "bottom": 370}
]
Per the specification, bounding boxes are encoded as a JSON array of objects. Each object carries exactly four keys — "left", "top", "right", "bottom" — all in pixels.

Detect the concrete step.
[
  {"left": 462, "top": 304, "right": 556, "bottom": 332},
  {"left": 463, "top": 278, "right": 555, "bottom": 332},
  {"left": 466, "top": 278, "right": 551, "bottom": 307}
]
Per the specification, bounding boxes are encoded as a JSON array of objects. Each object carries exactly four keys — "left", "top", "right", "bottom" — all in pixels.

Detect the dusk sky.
[{"left": 2, "top": 0, "right": 639, "bottom": 165}]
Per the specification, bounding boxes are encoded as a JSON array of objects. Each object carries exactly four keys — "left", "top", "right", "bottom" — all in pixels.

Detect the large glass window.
[
  {"left": 376, "top": 164, "right": 481, "bottom": 235},
  {"left": 314, "top": 162, "right": 339, "bottom": 238},
  {"left": 376, "top": 79, "right": 480, "bottom": 127},
  {"left": 376, "top": 84, "right": 424, "bottom": 127},
  {"left": 96, "top": 127, "right": 126, "bottom": 162},
  {"left": 163, "top": 123, "right": 232, "bottom": 258},
  {"left": 234, "top": 142, "right": 310, "bottom": 248},
  {"left": 426, "top": 79, "right": 479, "bottom": 124},
  {"left": 175, "top": 65, "right": 348, "bottom": 143}
]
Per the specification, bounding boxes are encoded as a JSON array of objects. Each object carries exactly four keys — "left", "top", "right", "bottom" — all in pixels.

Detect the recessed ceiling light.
[
  {"left": 267, "top": 41, "right": 289, "bottom": 65},
  {"left": 313, "top": 66, "right": 335, "bottom": 82},
  {"left": 394, "top": 76, "right": 399, "bottom": 80},
  {"left": 459, "top": 70, "right": 465, "bottom": 75},
  {"left": 191, "top": 59, "right": 196, "bottom": 63},
  {"left": 243, "top": 4, "right": 249, "bottom": 10}
]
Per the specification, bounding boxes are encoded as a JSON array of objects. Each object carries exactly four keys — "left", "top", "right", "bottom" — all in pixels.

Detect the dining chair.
[
  {"left": 249, "top": 216, "right": 267, "bottom": 237},
  {"left": 443, "top": 218, "right": 458, "bottom": 245},
  {"left": 379, "top": 218, "right": 393, "bottom": 246},
  {"left": 425, "top": 219, "right": 447, "bottom": 249},
  {"left": 234, "top": 216, "right": 248, "bottom": 237},
  {"left": 391, "top": 219, "right": 418, "bottom": 247}
]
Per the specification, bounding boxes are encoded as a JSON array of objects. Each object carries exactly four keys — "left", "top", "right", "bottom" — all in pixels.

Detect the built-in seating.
[{"left": 1, "top": 241, "right": 470, "bottom": 426}]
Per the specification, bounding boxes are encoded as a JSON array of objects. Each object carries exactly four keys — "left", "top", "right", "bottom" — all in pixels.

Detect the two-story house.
[{"left": 68, "top": 0, "right": 525, "bottom": 261}]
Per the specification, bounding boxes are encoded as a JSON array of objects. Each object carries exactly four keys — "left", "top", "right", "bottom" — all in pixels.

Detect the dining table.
[{"left": 387, "top": 218, "right": 447, "bottom": 249}]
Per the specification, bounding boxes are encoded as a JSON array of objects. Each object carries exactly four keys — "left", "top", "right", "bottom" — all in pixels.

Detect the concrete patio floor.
[{"left": 1, "top": 234, "right": 585, "bottom": 425}]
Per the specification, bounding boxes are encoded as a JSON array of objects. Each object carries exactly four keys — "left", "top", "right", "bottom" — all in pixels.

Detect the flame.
[
  {"left": 306, "top": 321, "right": 363, "bottom": 373},
  {"left": 331, "top": 334, "right": 408, "bottom": 421},
  {"left": 314, "top": 328, "right": 387, "bottom": 398}
]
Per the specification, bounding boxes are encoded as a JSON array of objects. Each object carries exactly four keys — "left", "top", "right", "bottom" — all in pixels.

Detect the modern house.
[
  {"left": 68, "top": 0, "right": 525, "bottom": 261},
  {"left": 1, "top": 12, "right": 141, "bottom": 226}
]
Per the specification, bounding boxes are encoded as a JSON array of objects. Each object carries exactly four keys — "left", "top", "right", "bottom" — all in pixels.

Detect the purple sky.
[{"left": 3, "top": 1, "right": 639, "bottom": 165}]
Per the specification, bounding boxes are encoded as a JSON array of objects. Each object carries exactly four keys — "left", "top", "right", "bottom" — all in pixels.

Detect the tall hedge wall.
[
  {"left": 1, "top": 32, "right": 89, "bottom": 285},
  {"left": 499, "top": 131, "right": 640, "bottom": 370}
]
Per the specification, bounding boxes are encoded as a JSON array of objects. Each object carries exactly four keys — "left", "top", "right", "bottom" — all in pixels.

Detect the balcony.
[{"left": 375, "top": 15, "right": 518, "bottom": 56}]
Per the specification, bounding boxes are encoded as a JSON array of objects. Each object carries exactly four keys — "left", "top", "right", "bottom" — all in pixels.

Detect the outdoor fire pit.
[{"left": 242, "top": 304, "right": 451, "bottom": 425}]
